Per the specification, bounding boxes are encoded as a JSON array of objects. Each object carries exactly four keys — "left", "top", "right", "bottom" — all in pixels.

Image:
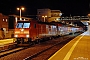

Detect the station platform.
[
  {"left": 0, "top": 38, "right": 15, "bottom": 51},
  {"left": 48, "top": 31, "right": 90, "bottom": 60}
]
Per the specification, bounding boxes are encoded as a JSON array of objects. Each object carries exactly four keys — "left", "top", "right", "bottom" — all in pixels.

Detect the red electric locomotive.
[{"left": 14, "top": 19, "right": 58, "bottom": 44}]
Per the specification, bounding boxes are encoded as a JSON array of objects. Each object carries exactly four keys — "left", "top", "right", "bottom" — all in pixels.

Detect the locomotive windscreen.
[
  {"left": 16, "top": 23, "right": 30, "bottom": 28},
  {"left": 16, "top": 23, "right": 23, "bottom": 28},
  {"left": 23, "top": 23, "right": 30, "bottom": 28}
]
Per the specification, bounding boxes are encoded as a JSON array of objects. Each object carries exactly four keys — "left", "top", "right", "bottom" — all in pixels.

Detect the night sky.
[{"left": 0, "top": 0, "right": 90, "bottom": 16}]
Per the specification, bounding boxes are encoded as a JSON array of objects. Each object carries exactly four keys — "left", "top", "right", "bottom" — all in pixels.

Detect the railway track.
[
  {"left": 0, "top": 47, "right": 24, "bottom": 58},
  {"left": 0, "top": 33, "right": 80, "bottom": 60},
  {"left": 24, "top": 35, "right": 75, "bottom": 60}
]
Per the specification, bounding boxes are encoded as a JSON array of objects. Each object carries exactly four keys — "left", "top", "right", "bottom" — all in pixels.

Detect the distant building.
[
  {"left": 37, "top": 9, "right": 51, "bottom": 22},
  {"left": 0, "top": 13, "right": 8, "bottom": 31},
  {"left": 37, "top": 8, "right": 62, "bottom": 22},
  {"left": 0, "top": 13, "right": 8, "bottom": 38}
]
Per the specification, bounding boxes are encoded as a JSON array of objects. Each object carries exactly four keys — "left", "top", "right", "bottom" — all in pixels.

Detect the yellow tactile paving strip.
[
  {"left": 48, "top": 32, "right": 90, "bottom": 60},
  {"left": 69, "top": 36, "right": 90, "bottom": 60}
]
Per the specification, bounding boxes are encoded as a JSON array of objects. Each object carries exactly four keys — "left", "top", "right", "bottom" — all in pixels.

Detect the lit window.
[
  {"left": 3, "top": 19, "right": 4, "bottom": 21},
  {"left": 23, "top": 23, "right": 30, "bottom": 28},
  {"left": 24, "top": 19, "right": 25, "bottom": 21},
  {"left": 6, "top": 19, "right": 7, "bottom": 22},
  {"left": 56, "top": 18, "right": 60, "bottom": 20}
]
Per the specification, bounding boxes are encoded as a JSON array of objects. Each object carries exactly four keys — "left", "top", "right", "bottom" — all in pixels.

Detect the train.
[{"left": 14, "top": 18, "right": 84, "bottom": 44}]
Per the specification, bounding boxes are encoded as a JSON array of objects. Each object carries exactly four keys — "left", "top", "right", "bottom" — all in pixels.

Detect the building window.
[
  {"left": 24, "top": 19, "right": 25, "bottom": 21},
  {"left": 6, "top": 19, "right": 7, "bottom": 22},
  {"left": 3, "top": 19, "right": 4, "bottom": 21}
]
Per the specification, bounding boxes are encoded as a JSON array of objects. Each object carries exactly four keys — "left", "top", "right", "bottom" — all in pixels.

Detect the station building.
[
  {"left": 37, "top": 8, "right": 62, "bottom": 22},
  {"left": 0, "top": 13, "right": 8, "bottom": 39},
  {"left": 0, "top": 13, "right": 8, "bottom": 31}
]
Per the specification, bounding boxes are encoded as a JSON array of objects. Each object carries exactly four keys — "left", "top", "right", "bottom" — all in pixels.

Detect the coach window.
[{"left": 34, "top": 24, "right": 36, "bottom": 28}]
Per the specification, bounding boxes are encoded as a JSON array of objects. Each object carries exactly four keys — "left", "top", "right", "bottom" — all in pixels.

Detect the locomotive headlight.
[
  {"left": 26, "top": 35, "right": 29, "bottom": 38},
  {"left": 15, "top": 35, "right": 18, "bottom": 37}
]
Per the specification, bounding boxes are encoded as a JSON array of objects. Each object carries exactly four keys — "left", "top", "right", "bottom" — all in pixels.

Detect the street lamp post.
[
  {"left": 42, "top": 15, "right": 47, "bottom": 22},
  {"left": 17, "top": 7, "right": 24, "bottom": 20}
]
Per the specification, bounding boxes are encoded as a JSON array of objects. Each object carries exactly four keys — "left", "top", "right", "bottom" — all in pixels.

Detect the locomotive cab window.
[
  {"left": 16, "top": 23, "right": 23, "bottom": 28},
  {"left": 16, "top": 22, "right": 30, "bottom": 28},
  {"left": 23, "top": 23, "right": 30, "bottom": 28}
]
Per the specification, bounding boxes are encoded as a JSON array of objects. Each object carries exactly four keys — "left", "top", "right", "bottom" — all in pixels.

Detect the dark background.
[{"left": 0, "top": 0, "right": 90, "bottom": 16}]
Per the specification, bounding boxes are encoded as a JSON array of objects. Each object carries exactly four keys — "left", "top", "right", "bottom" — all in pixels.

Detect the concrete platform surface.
[{"left": 48, "top": 31, "right": 90, "bottom": 60}]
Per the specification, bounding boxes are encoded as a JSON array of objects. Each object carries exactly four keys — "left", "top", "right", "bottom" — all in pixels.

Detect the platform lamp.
[
  {"left": 42, "top": 15, "right": 47, "bottom": 22},
  {"left": 17, "top": 7, "right": 25, "bottom": 20}
]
